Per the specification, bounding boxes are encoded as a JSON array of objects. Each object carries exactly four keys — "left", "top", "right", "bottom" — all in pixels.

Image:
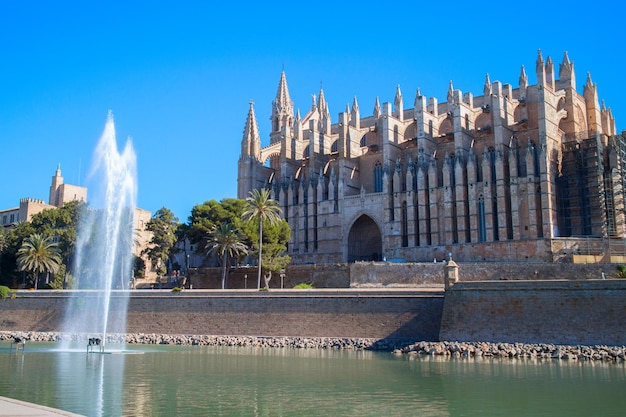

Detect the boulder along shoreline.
[{"left": 2, "top": 331, "right": 625, "bottom": 363}]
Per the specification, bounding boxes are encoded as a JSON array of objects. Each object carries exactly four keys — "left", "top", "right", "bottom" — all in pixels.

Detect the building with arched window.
[{"left": 238, "top": 52, "right": 626, "bottom": 263}]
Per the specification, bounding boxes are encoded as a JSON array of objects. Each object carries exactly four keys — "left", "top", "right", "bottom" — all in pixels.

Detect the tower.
[
  {"left": 237, "top": 101, "right": 262, "bottom": 199},
  {"left": 49, "top": 164, "right": 64, "bottom": 207},
  {"left": 270, "top": 70, "right": 294, "bottom": 144}
]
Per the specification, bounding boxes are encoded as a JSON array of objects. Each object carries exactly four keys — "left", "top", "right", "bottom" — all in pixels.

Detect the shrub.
[
  {"left": 293, "top": 283, "right": 313, "bottom": 289},
  {"left": 0, "top": 285, "right": 11, "bottom": 299},
  {"left": 171, "top": 287, "right": 183, "bottom": 292},
  {"left": 615, "top": 265, "right": 626, "bottom": 279}
]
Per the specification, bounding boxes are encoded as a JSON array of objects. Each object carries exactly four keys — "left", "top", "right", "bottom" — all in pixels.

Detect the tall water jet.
[{"left": 62, "top": 112, "right": 137, "bottom": 348}]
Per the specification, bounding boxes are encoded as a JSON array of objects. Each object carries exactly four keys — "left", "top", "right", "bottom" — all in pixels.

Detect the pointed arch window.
[
  {"left": 374, "top": 161, "right": 383, "bottom": 193},
  {"left": 401, "top": 201, "right": 408, "bottom": 247},
  {"left": 478, "top": 194, "right": 487, "bottom": 242}
]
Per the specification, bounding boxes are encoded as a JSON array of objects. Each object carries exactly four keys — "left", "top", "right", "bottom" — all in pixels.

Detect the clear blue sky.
[{"left": 1, "top": 1, "right": 624, "bottom": 223}]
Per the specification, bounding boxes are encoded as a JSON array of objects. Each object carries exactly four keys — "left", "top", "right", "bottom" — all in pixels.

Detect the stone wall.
[
  {"left": 3, "top": 280, "right": 625, "bottom": 347},
  {"left": 349, "top": 261, "right": 616, "bottom": 287},
  {"left": 188, "top": 262, "right": 617, "bottom": 290},
  {"left": 188, "top": 264, "right": 351, "bottom": 289},
  {"left": 0, "top": 289, "right": 443, "bottom": 342},
  {"left": 439, "top": 280, "right": 626, "bottom": 346},
  {"left": 350, "top": 262, "right": 444, "bottom": 287}
]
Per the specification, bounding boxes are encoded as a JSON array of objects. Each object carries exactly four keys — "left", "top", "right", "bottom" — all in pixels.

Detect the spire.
[
  {"left": 311, "top": 93, "right": 317, "bottom": 111},
  {"left": 373, "top": 96, "right": 381, "bottom": 118},
  {"left": 294, "top": 108, "right": 302, "bottom": 137},
  {"left": 275, "top": 70, "right": 292, "bottom": 109},
  {"left": 394, "top": 85, "right": 403, "bottom": 120},
  {"left": 447, "top": 80, "right": 454, "bottom": 103},
  {"left": 545, "top": 55, "right": 554, "bottom": 86},
  {"left": 318, "top": 86, "right": 331, "bottom": 132},
  {"left": 483, "top": 73, "right": 492, "bottom": 96},
  {"left": 583, "top": 71, "right": 598, "bottom": 102},
  {"left": 519, "top": 65, "right": 528, "bottom": 90},
  {"left": 585, "top": 72, "right": 594, "bottom": 89},
  {"left": 351, "top": 96, "right": 360, "bottom": 129},
  {"left": 242, "top": 100, "right": 261, "bottom": 158},
  {"left": 583, "top": 72, "right": 601, "bottom": 132},
  {"left": 271, "top": 70, "right": 294, "bottom": 135},
  {"left": 559, "top": 51, "right": 575, "bottom": 86},
  {"left": 536, "top": 49, "right": 544, "bottom": 73},
  {"left": 394, "top": 84, "right": 402, "bottom": 103},
  {"left": 536, "top": 49, "right": 546, "bottom": 86},
  {"left": 351, "top": 96, "right": 360, "bottom": 114},
  {"left": 414, "top": 88, "right": 423, "bottom": 108},
  {"left": 318, "top": 87, "right": 327, "bottom": 115}
]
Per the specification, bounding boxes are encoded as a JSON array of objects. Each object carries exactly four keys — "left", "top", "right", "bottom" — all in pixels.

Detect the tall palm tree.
[
  {"left": 205, "top": 222, "right": 248, "bottom": 289},
  {"left": 16, "top": 233, "right": 62, "bottom": 289},
  {"left": 242, "top": 188, "right": 282, "bottom": 289}
]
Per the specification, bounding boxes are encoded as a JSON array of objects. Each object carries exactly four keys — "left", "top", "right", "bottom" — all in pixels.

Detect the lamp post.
[{"left": 280, "top": 269, "right": 285, "bottom": 289}]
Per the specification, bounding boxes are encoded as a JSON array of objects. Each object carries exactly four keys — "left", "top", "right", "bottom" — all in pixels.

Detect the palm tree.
[
  {"left": 242, "top": 188, "right": 282, "bottom": 289},
  {"left": 16, "top": 233, "right": 62, "bottom": 289},
  {"left": 205, "top": 222, "right": 248, "bottom": 289}
]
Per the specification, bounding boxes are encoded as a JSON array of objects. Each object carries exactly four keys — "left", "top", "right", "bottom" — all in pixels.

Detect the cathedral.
[{"left": 237, "top": 51, "right": 625, "bottom": 263}]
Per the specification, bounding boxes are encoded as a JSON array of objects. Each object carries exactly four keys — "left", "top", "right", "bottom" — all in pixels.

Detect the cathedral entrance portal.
[{"left": 347, "top": 215, "right": 383, "bottom": 262}]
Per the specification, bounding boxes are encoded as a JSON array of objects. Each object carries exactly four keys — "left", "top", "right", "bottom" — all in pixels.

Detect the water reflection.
[
  {"left": 53, "top": 343, "right": 126, "bottom": 417},
  {"left": 1, "top": 343, "right": 625, "bottom": 417}
]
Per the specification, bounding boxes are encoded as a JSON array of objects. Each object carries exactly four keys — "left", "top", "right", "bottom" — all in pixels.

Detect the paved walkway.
[{"left": 0, "top": 396, "right": 85, "bottom": 417}]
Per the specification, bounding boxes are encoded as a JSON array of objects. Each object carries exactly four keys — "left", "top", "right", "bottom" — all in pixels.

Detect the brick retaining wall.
[
  {"left": 3, "top": 280, "right": 625, "bottom": 346},
  {"left": 439, "top": 280, "right": 626, "bottom": 346},
  {"left": 0, "top": 289, "right": 443, "bottom": 342}
]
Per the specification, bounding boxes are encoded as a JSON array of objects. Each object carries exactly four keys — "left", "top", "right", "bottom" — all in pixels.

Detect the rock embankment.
[
  {"left": 396, "top": 341, "right": 626, "bottom": 362},
  {"left": 2, "top": 332, "right": 624, "bottom": 363}
]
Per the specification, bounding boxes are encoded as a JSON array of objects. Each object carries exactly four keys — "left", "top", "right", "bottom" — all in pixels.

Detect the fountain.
[{"left": 61, "top": 111, "right": 137, "bottom": 350}]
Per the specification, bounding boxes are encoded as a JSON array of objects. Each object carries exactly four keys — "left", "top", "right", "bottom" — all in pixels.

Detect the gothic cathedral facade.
[{"left": 238, "top": 51, "right": 625, "bottom": 263}]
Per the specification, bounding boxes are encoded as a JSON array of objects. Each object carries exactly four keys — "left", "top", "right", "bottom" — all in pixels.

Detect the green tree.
[
  {"left": 242, "top": 214, "right": 291, "bottom": 289},
  {"left": 16, "top": 233, "right": 62, "bottom": 289},
  {"left": 0, "top": 221, "right": 36, "bottom": 287},
  {"left": 187, "top": 198, "right": 249, "bottom": 250},
  {"left": 30, "top": 200, "right": 86, "bottom": 287},
  {"left": 142, "top": 207, "right": 179, "bottom": 277},
  {"left": 242, "top": 188, "right": 282, "bottom": 289},
  {"left": 205, "top": 222, "right": 248, "bottom": 289}
]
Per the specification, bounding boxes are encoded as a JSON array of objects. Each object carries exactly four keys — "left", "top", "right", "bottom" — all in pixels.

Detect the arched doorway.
[{"left": 347, "top": 214, "right": 382, "bottom": 262}]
